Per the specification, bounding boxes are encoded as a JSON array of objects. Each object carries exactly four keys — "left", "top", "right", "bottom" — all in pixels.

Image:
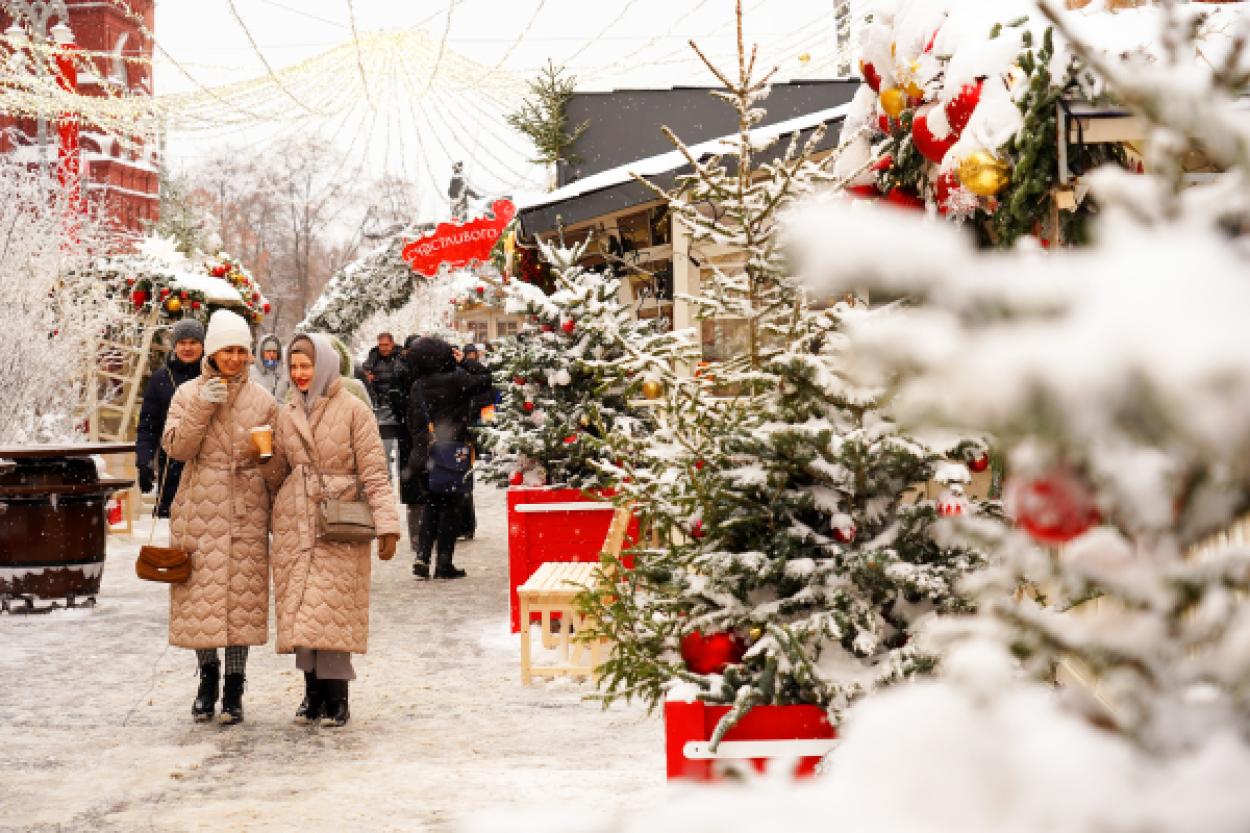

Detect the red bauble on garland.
[
  {"left": 561, "top": 319, "right": 576, "bottom": 334},
  {"left": 475, "top": 285, "right": 485, "bottom": 296},
  {"left": 944, "top": 79, "right": 984, "bottom": 138},
  {"left": 833, "top": 523, "right": 857, "bottom": 544},
  {"left": 934, "top": 170, "right": 960, "bottom": 216},
  {"left": 969, "top": 454, "right": 990, "bottom": 473},
  {"left": 690, "top": 519, "right": 706, "bottom": 539},
  {"left": 872, "top": 154, "right": 894, "bottom": 173},
  {"left": 522, "top": 400, "right": 535, "bottom": 413},
  {"left": 210, "top": 263, "right": 227, "bottom": 278},
  {"left": 877, "top": 113, "right": 894, "bottom": 135},
  {"left": 912, "top": 107, "right": 957, "bottom": 164},
  {"left": 1005, "top": 467, "right": 1101, "bottom": 545},
  {"left": 513, "top": 375, "right": 526, "bottom": 386},
  {"left": 130, "top": 289, "right": 148, "bottom": 308},
  {"left": 680, "top": 631, "right": 746, "bottom": 675},
  {"left": 562, "top": 435, "right": 577, "bottom": 445}
]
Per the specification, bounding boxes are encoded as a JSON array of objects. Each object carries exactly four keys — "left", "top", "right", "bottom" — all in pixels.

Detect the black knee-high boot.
[{"left": 294, "top": 671, "right": 324, "bottom": 725}]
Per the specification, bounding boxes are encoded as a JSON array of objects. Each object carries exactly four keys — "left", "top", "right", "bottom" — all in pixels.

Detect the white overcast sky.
[{"left": 152, "top": 0, "right": 859, "bottom": 218}]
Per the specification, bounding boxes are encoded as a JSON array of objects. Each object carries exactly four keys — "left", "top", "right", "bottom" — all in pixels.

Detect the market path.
[{"left": 0, "top": 485, "right": 665, "bottom": 832}]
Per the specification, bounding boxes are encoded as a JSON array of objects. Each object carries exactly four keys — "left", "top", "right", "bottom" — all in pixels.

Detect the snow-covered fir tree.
[
  {"left": 482, "top": 239, "right": 674, "bottom": 490},
  {"left": 580, "top": 2, "right": 992, "bottom": 739},
  {"left": 790, "top": 0, "right": 1250, "bottom": 765}
]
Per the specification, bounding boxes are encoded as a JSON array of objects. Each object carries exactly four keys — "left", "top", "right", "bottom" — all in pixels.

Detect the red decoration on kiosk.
[{"left": 402, "top": 199, "right": 517, "bottom": 277}]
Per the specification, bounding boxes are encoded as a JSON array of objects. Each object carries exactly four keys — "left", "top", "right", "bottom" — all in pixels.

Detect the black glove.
[{"left": 138, "top": 465, "right": 154, "bottom": 494}]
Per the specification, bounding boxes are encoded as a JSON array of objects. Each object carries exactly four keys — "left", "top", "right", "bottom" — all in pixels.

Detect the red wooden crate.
[
  {"left": 507, "top": 486, "right": 639, "bottom": 632},
  {"left": 664, "top": 700, "right": 837, "bottom": 781}
]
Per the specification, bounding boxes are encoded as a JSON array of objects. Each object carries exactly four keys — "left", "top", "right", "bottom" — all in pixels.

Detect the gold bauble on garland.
[
  {"left": 880, "top": 87, "right": 907, "bottom": 119},
  {"left": 641, "top": 380, "right": 664, "bottom": 400},
  {"left": 165, "top": 297, "right": 182, "bottom": 314},
  {"left": 958, "top": 150, "right": 1011, "bottom": 197}
]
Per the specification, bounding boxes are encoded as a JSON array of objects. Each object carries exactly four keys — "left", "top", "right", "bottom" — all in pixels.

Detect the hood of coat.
[
  {"left": 255, "top": 334, "right": 283, "bottom": 372},
  {"left": 409, "top": 337, "right": 457, "bottom": 377},
  {"left": 288, "top": 333, "right": 341, "bottom": 410}
]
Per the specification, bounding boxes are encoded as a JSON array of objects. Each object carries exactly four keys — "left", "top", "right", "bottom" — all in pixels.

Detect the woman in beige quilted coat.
[
  {"left": 162, "top": 309, "right": 282, "bottom": 726},
  {"left": 270, "top": 333, "right": 400, "bottom": 727}
]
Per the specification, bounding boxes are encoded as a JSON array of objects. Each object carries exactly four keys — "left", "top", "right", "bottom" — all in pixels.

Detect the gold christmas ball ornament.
[
  {"left": 749, "top": 626, "right": 763, "bottom": 642},
  {"left": 165, "top": 297, "right": 182, "bottom": 314},
  {"left": 641, "top": 379, "right": 664, "bottom": 400},
  {"left": 879, "top": 87, "right": 907, "bottom": 119},
  {"left": 903, "top": 60, "right": 924, "bottom": 100},
  {"left": 958, "top": 150, "right": 1011, "bottom": 197}
]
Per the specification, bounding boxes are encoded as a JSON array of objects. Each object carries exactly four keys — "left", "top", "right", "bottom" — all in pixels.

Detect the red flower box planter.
[
  {"left": 664, "top": 700, "right": 837, "bottom": 781},
  {"left": 507, "top": 486, "right": 638, "bottom": 632}
]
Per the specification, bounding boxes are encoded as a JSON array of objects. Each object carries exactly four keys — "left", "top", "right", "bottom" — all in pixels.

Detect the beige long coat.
[
  {"left": 162, "top": 366, "right": 281, "bottom": 649},
  {"left": 270, "top": 379, "right": 400, "bottom": 655}
]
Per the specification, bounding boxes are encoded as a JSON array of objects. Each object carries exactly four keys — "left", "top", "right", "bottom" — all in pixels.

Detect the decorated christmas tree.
[
  {"left": 482, "top": 239, "right": 675, "bottom": 491},
  {"left": 580, "top": 2, "right": 992, "bottom": 740},
  {"left": 788, "top": 0, "right": 1250, "bottom": 768}
]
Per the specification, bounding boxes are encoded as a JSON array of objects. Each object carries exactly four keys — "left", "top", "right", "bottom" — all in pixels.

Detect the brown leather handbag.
[{"left": 135, "top": 451, "right": 191, "bottom": 584}]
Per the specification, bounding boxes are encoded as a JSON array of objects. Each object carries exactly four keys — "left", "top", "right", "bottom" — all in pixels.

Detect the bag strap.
[
  {"left": 292, "top": 419, "right": 332, "bottom": 506},
  {"left": 146, "top": 366, "right": 179, "bottom": 546}
]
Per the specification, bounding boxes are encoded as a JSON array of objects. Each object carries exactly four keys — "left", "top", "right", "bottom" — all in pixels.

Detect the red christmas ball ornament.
[
  {"left": 190, "top": 300, "right": 201, "bottom": 310},
  {"left": 262, "top": 302, "right": 271, "bottom": 314},
  {"left": 561, "top": 319, "right": 576, "bottom": 334},
  {"left": 130, "top": 289, "right": 148, "bottom": 308},
  {"left": 251, "top": 292, "right": 259, "bottom": 302},
  {"left": 912, "top": 107, "right": 957, "bottom": 164},
  {"left": 944, "top": 79, "right": 984, "bottom": 138},
  {"left": 690, "top": 519, "right": 706, "bottom": 539},
  {"left": 513, "top": 375, "right": 526, "bottom": 386},
  {"left": 159, "top": 287, "right": 170, "bottom": 298},
  {"left": 210, "top": 264, "right": 227, "bottom": 278},
  {"left": 694, "top": 459, "right": 706, "bottom": 471},
  {"left": 475, "top": 285, "right": 485, "bottom": 296},
  {"left": 877, "top": 113, "right": 894, "bottom": 134},
  {"left": 872, "top": 154, "right": 894, "bottom": 173},
  {"left": 847, "top": 183, "right": 880, "bottom": 199},
  {"left": 179, "top": 291, "right": 188, "bottom": 300},
  {"left": 562, "top": 434, "right": 577, "bottom": 445},
  {"left": 125, "top": 276, "right": 135, "bottom": 286},
  {"left": 969, "top": 454, "right": 990, "bottom": 473},
  {"left": 833, "top": 523, "right": 857, "bottom": 544},
  {"left": 680, "top": 631, "right": 746, "bottom": 675},
  {"left": 860, "top": 60, "right": 882, "bottom": 93},
  {"left": 1005, "top": 467, "right": 1101, "bottom": 545},
  {"left": 508, "top": 471, "right": 524, "bottom": 486},
  {"left": 885, "top": 187, "right": 925, "bottom": 211},
  {"left": 522, "top": 400, "right": 535, "bottom": 413}
]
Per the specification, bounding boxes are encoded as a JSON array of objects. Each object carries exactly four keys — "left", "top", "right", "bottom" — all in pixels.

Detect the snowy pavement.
[{"left": 0, "top": 485, "right": 665, "bottom": 832}]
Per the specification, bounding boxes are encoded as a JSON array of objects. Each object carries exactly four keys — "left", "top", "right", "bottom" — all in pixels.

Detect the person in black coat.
[
  {"left": 401, "top": 337, "right": 493, "bottom": 580},
  {"left": 135, "top": 319, "right": 205, "bottom": 517},
  {"left": 458, "top": 343, "right": 494, "bottom": 540}
]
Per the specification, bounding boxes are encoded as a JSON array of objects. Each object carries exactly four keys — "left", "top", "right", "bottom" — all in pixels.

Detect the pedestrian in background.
[
  {"left": 402, "top": 337, "right": 492, "bottom": 579},
  {"left": 253, "top": 333, "right": 289, "bottom": 402},
  {"left": 269, "top": 333, "right": 400, "bottom": 727},
  {"left": 136, "top": 318, "right": 205, "bottom": 517},
  {"left": 363, "top": 331, "right": 402, "bottom": 479},
  {"left": 458, "top": 343, "right": 494, "bottom": 541},
  {"left": 162, "top": 310, "right": 282, "bottom": 725}
]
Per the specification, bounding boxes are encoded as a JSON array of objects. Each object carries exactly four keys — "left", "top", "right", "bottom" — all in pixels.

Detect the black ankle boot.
[
  {"left": 320, "top": 679, "right": 350, "bottom": 727},
  {"left": 412, "top": 560, "right": 430, "bottom": 579},
  {"left": 433, "top": 566, "right": 467, "bottom": 580},
  {"left": 192, "top": 662, "right": 220, "bottom": 723},
  {"left": 219, "top": 673, "right": 245, "bottom": 725},
  {"left": 294, "top": 672, "right": 323, "bottom": 726}
]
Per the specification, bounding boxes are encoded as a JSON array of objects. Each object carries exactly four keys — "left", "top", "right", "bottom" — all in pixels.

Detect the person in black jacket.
[
  {"left": 391, "top": 335, "right": 423, "bottom": 556},
  {"left": 362, "top": 331, "right": 403, "bottom": 477},
  {"left": 135, "top": 319, "right": 205, "bottom": 517},
  {"left": 401, "top": 337, "right": 493, "bottom": 580},
  {"left": 458, "top": 343, "right": 494, "bottom": 541}
]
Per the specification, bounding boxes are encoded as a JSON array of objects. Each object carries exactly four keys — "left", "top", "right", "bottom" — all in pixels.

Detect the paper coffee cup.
[{"left": 250, "top": 425, "right": 274, "bottom": 460}]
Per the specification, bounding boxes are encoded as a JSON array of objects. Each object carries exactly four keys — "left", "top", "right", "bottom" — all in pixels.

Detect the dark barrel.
[{"left": 0, "top": 444, "right": 134, "bottom": 609}]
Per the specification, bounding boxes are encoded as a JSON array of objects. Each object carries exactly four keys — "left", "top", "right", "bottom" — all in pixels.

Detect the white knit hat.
[{"left": 204, "top": 309, "right": 252, "bottom": 358}]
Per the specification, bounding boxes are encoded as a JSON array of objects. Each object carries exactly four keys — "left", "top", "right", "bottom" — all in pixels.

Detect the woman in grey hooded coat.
[{"left": 253, "top": 334, "right": 290, "bottom": 402}]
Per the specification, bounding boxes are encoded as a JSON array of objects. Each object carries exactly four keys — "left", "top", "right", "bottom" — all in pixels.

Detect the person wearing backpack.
[{"left": 400, "top": 337, "right": 492, "bottom": 580}]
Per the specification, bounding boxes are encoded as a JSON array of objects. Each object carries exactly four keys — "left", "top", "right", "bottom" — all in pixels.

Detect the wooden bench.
[{"left": 517, "top": 506, "right": 634, "bottom": 685}]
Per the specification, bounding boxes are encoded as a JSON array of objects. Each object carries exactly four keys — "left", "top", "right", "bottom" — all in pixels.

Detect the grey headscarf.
[{"left": 287, "top": 333, "right": 340, "bottom": 411}]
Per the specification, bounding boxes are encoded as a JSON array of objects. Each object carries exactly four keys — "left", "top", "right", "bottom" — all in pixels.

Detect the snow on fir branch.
[
  {"left": 300, "top": 229, "right": 418, "bottom": 339},
  {"left": 505, "top": 60, "right": 590, "bottom": 169}
]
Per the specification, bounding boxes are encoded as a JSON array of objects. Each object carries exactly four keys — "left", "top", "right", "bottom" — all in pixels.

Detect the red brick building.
[{"left": 0, "top": 0, "right": 158, "bottom": 236}]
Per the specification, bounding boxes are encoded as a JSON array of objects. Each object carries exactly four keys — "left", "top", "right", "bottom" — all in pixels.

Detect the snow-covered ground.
[{"left": 0, "top": 485, "right": 665, "bottom": 832}]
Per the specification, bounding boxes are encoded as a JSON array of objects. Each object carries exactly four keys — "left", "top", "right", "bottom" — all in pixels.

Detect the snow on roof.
[
  {"left": 170, "top": 271, "right": 243, "bottom": 304},
  {"left": 517, "top": 102, "right": 852, "bottom": 213}
]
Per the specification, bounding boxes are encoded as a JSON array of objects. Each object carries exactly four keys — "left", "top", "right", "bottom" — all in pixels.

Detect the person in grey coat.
[{"left": 254, "top": 334, "right": 289, "bottom": 402}]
